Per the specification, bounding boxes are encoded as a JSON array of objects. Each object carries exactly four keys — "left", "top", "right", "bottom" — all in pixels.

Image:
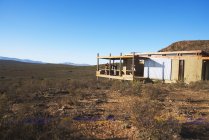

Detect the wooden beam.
[
  {"left": 132, "top": 52, "right": 135, "bottom": 78},
  {"left": 97, "top": 53, "right": 99, "bottom": 81},
  {"left": 138, "top": 55, "right": 203, "bottom": 59},
  {"left": 202, "top": 57, "right": 209, "bottom": 60},
  {"left": 97, "top": 55, "right": 134, "bottom": 59},
  {"left": 96, "top": 74, "right": 133, "bottom": 80},
  {"left": 97, "top": 53, "right": 99, "bottom": 71},
  {"left": 119, "top": 53, "right": 122, "bottom": 76},
  {"left": 109, "top": 53, "right": 111, "bottom": 79},
  {"left": 132, "top": 50, "right": 203, "bottom": 56}
]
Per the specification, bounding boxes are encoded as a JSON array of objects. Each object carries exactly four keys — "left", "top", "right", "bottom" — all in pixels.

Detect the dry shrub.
[
  {"left": 133, "top": 100, "right": 181, "bottom": 140},
  {"left": 111, "top": 80, "right": 142, "bottom": 96},
  {"left": 111, "top": 80, "right": 131, "bottom": 92},
  {"left": 189, "top": 81, "right": 209, "bottom": 91},
  {"left": 58, "top": 94, "right": 81, "bottom": 107},
  {"left": 132, "top": 84, "right": 182, "bottom": 139},
  {"left": 0, "top": 112, "right": 50, "bottom": 140},
  {"left": 0, "top": 111, "right": 80, "bottom": 140},
  {"left": 167, "top": 81, "right": 188, "bottom": 91},
  {"left": 167, "top": 81, "right": 209, "bottom": 92},
  {"left": 0, "top": 79, "right": 86, "bottom": 139},
  {"left": 95, "top": 79, "right": 113, "bottom": 90},
  {"left": 0, "top": 94, "right": 9, "bottom": 118},
  {"left": 69, "top": 80, "right": 87, "bottom": 91},
  {"left": 180, "top": 121, "right": 209, "bottom": 139},
  {"left": 67, "top": 79, "right": 102, "bottom": 91},
  {"left": 132, "top": 81, "right": 142, "bottom": 95},
  {"left": 142, "top": 84, "right": 168, "bottom": 100}
]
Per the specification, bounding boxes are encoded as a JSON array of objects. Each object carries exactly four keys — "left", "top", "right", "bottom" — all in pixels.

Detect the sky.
[{"left": 0, "top": 0, "right": 209, "bottom": 65}]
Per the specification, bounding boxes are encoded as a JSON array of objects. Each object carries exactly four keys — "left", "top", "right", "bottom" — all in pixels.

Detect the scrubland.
[{"left": 1, "top": 60, "right": 209, "bottom": 140}]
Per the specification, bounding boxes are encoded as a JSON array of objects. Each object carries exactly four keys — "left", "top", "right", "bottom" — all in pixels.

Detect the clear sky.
[{"left": 0, "top": 0, "right": 209, "bottom": 65}]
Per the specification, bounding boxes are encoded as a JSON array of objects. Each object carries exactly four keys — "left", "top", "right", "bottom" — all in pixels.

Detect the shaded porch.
[{"left": 96, "top": 53, "right": 147, "bottom": 80}]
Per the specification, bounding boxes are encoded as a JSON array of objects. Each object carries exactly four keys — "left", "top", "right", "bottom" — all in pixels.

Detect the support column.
[
  {"left": 132, "top": 52, "right": 135, "bottom": 79},
  {"left": 97, "top": 53, "right": 99, "bottom": 71},
  {"left": 119, "top": 53, "right": 122, "bottom": 76},
  {"left": 113, "top": 59, "right": 115, "bottom": 76},
  {"left": 109, "top": 53, "right": 111, "bottom": 79},
  {"left": 97, "top": 53, "right": 99, "bottom": 80}
]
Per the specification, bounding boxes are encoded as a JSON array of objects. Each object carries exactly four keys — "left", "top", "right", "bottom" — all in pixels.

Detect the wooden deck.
[
  {"left": 96, "top": 71, "right": 150, "bottom": 81},
  {"left": 96, "top": 71, "right": 133, "bottom": 80}
]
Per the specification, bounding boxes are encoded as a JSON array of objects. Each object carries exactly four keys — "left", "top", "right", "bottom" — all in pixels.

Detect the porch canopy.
[{"left": 97, "top": 54, "right": 147, "bottom": 60}]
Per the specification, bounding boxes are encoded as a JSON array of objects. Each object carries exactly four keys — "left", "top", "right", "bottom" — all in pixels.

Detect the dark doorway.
[
  {"left": 202, "top": 60, "right": 209, "bottom": 80},
  {"left": 136, "top": 60, "right": 144, "bottom": 77},
  {"left": 178, "top": 60, "right": 185, "bottom": 81}
]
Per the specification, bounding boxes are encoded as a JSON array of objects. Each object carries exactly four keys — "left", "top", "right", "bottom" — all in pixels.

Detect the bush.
[
  {"left": 189, "top": 81, "right": 209, "bottom": 91},
  {"left": 0, "top": 94, "right": 9, "bottom": 118},
  {"left": 142, "top": 84, "right": 168, "bottom": 100},
  {"left": 133, "top": 100, "right": 181, "bottom": 139},
  {"left": 111, "top": 80, "right": 142, "bottom": 96}
]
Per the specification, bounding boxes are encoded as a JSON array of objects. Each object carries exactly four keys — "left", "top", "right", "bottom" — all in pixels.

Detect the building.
[{"left": 96, "top": 50, "right": 209, "bottom": 83}]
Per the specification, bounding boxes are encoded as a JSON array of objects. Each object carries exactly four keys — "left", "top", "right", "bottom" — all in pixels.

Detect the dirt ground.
[
  {"left": 66, "top": 88, "right": 209, "bottom": 139},
  {"left": 1, "top": 61, "right": 209, "bottom": 139},
  {"left": 1, "top": 80, "right": 209, "bottom": 139}
]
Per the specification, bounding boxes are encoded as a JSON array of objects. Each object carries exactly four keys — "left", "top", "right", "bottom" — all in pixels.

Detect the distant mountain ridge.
[
  {"left": 0, "top": 56, "right": 90, "bottom": 66},
  {"left": 62, "top": 62, "right": 90, "bottom": 66},
  {"left": 0, "top": 56, "right": 45, "bottom": 64},
  {"left": 159, "top": 40, "right": 209, "bottom": 53}
]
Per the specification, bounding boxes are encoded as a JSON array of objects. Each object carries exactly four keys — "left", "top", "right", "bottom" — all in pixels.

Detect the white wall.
[{"left": 144, "top": 58, "right": 172, "bottom": 80}]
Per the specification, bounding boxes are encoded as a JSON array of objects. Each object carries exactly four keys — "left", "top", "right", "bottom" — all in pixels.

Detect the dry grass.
[{"left": 1, "top": 60, "right": 209, "bottom": 139}]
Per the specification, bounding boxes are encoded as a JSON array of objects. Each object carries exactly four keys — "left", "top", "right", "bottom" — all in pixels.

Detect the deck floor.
[{"left": 96, "top": 74, "right": 133, "bottom": 80}]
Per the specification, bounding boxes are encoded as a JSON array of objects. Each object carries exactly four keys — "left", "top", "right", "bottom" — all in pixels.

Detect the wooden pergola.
[{"left": 96, "top": 53, "right": 138, "bottom": 80}]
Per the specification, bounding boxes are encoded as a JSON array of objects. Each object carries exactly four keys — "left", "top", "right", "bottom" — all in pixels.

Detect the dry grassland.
[{"left": 1, "top": 60, "right": 209, "bottom": 139}]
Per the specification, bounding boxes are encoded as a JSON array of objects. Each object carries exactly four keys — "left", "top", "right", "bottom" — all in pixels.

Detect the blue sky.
[{"left": 0, "top": 0, "right": 209, "bottom": 64}]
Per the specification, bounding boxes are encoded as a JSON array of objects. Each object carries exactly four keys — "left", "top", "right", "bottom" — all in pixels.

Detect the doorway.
[
  {"left": 136, "top": 59, "right": 144, "bottom": 77},
  {"left": 178, "top": 60, "right": 185, "bottom": 81},
  {"left": 202, "top": 60, "right": 209, "bottom": 80}
]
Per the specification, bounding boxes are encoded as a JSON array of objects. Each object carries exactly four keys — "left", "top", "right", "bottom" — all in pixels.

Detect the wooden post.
[
  {"left": 109, "top": 53, "right": 111, "bottom": 79},
  {"left": 132, "top": 52, "right": 135, "bottom": 79},
  {"left": 119, "top": 53, "right": 122, "bottom": 76},
  {"left": 97, "top": 53, "right": 99, "bottom": 71},
  {"left": 97, "top": 53, "right": 99, "bottom": 80}
]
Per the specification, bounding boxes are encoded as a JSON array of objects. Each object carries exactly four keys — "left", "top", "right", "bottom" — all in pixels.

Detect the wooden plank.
[
  {"left": 202, "top": 57, "right": 209, "bottom": 60},
  {"left": 133, "top": 50, "right": 203, "bottom": 55},
  {"left": 97, "top": 53, "right": 99, "bottom": 71},
  {"left": 97, "top": 53, "right": 99, "bottom": 80},
  {"left": 119, "top": 53, "right": 122, "bottom": 76},
  {"left": 97, "top": 55, "right": 134, "bottom": 59},
  {"left": 96, "top": 73, "right": 133, "bottom": 80},
  {"left": 132, "top": 52, "right": 135, "bottom": 77},
  {"left": 140, "top": 55, "right": 203, "bottom": 59},
  {"left": 97, "top": 54, "right": 206, "bottom": 60},
  {"left": 109, "top": 53, "right": 111, "bottom": 79}
]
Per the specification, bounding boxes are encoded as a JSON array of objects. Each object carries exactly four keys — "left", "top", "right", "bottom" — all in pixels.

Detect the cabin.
[{"left": 96, "top": 50, "right": 209, "bottom": 83}]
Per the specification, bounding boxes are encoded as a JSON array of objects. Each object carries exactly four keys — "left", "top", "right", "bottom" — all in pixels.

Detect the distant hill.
[
  {"left": 62, "top": 62, "right": 90, "bottom": 66},
  {"left": 0, "top": 56, "right": 91, "bottom": 66},
  {"left": 0, "top": 56, "right": 45, "bottom": 64},
  {"left": 159, "top": 40, "right": 209, "bottom": 53}
]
